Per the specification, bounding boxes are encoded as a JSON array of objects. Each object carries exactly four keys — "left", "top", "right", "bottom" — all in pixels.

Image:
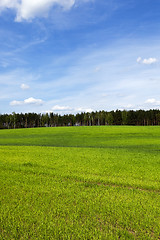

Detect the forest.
[{"left": 1, "top": 109, "right": 160, "bottom": 129}]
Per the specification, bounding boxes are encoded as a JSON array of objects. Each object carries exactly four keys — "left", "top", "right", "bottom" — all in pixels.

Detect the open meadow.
[{"left": 0, "top": 126, "right": 160, "bottom": 239}]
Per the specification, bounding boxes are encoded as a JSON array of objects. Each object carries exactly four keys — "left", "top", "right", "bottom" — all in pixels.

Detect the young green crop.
[{"left": 0, "top": 126, "right": 160, "bottom": 239}]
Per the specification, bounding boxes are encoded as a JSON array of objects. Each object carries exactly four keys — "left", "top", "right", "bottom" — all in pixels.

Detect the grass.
[{"left": 0, "top": 126, "right": 160, "bottom": 239}]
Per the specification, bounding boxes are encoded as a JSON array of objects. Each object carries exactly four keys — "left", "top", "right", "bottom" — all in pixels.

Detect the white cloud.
[
  {"left": 0, "top": 0, "right": 19, "bottom": 9},
  {"left": 10, "top": 100, "right": 22, "bottom": 106},
  {"left": 51, "top": 105, "right": 72, "bottom": 111},
  {"left": 122, "top": 104, "right": 133, "bottom": 109},
  {"left": 45, "top": 105, "right": 93, "bottom": 113},
  {"left": 145, "top": 98, "right": 157, "bottom": 104},
  {"left": 142, "top": 58, "right": 158, "bottom": 64},
  {"left": 0, "top": 0, "right": 78, "bottom": 22},
  {"left": 10, "top": 97, "right": 44, "bottom": 106},
  {"left": 136, "top": 57, "right": 142, "bottom": 63},
  {"left": 137, "top": 57, "right": 158, "bottom": 65},
  {"left": 20, "top": 83, "right": 30, "bottom": 90},
  {"left": 145, "top": 98, "right": 160, "bottom": 106},
  {"left": 75, "top": 107, "right": 93, "bottom": 112},
  {"left": 24, "top": 97, "right": 44, "bottom": 105}
]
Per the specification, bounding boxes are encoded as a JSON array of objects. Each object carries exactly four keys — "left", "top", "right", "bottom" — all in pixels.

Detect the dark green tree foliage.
[
  {"left": 122, "top": 110, "right": 128, "bottom": 125},
  {"left": 0, "top": 109, "right": 160, "bottom": 129}
]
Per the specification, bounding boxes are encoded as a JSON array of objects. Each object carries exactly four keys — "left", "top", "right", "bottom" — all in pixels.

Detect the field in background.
[{"left": 0, "top": 126, "right": 160, "bottom": 239}]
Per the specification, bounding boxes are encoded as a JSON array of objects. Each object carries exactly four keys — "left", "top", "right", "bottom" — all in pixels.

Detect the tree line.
[
  {"left": 0, "top": 109, "right": 160, "bottom": 129},
  {"left": 1, "top": 109, "right": 160, "bottom": 129}
]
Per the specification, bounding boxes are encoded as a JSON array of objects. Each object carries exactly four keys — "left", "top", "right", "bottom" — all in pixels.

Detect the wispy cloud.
[
  {"left": 20, "top": 83, "right": 30, "bottom": 90},
  {"left": 10, "top": 100, "right": 22, "bottom": 106},
  {"left": 0, "top": 59, "right": 10, "bottom": 68}
]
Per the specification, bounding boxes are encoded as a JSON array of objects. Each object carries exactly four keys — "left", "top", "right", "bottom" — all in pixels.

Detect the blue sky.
[{"left": 1, "top": 0, "right": 160, "bottom": 114}]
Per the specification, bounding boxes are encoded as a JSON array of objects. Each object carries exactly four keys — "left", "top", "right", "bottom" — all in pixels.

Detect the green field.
[{"left": 0, "top": 126, "right": 160, "bottom": 239}]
